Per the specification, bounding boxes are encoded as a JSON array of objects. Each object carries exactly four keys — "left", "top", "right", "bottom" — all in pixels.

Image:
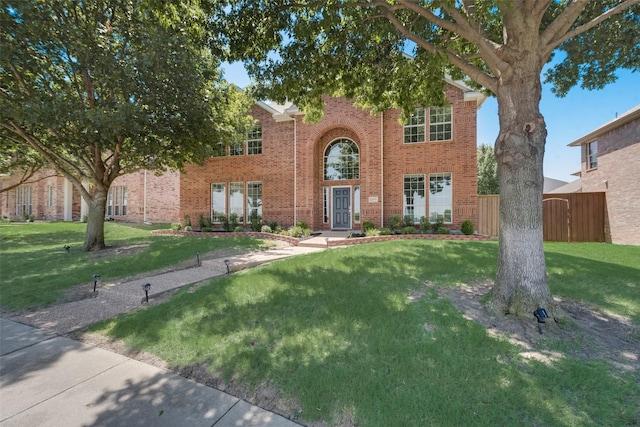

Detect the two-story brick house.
[
  {"left": 180, "top": 79, "right": 485, "bottom": 231},
  {"left": 1, "top": 79, "right": 485, "bottom": 231},
  {"left": 567, "top": 104, "right": 640, "bottom": 245}
]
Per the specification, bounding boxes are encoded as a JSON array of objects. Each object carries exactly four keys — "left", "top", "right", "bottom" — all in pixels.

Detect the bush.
[
  {"left": 388, "top": 215, "right": 402, "bottom": 232},
  {"left": 184, "top": 225, "right": 193, "bottom": 232},
  {"left": 234, "top": 226, "right": 244, "bottom": 233},
  {"left": 170, "top": 222, "right": 182, "bottom": 231},
  {"left": 437, "top": 226, "right": 450, "bottom": 235},
  {"left": 296, "top": 220, "right": 309, "bottom": 230},
  {"left": 229, "top": 213, "right": 240, "bottom": 230},
  {"left": 362, "top": 221, "right": 376, "bottom": 232},
  {"left": 378, "top": 227, "right": 392, "bottom": 235},
  {"left": 460, "top": 219, "right": 475, "bottom": 235},
  {"left": 219, "top": 215, "right": 230, "bottom": 232},
  {"left": 261, "top": 225, "right": 273, "bottom": 233},
  {"left": 431, "top": 215, "right": 445, "bottom": 233},
  {"left": 403, "top": 215, "right": 415, "bottom": 227},
  {"left": 402, "top": 226, "right": 416, "bottom": 235},
  {"left": 248, "top": 211, "right": 262, "bottom": 232},
  {"left": 184, "top": 214, "right": 192, "bottom": 227},
  {"left": 288, "top": 225, "right": 310, "bottom": 238},
  {"left": 419, "top": 216, "right": 430, "bottom": 233},
  {"left": 365, "top": 228, "right": 380, "bottom": 237},
  {"left": 201, "top": 227, "right": 213, "bottom": 232},
  {"left": 268, "top": 220, "right": 279, "bottom": 231}
]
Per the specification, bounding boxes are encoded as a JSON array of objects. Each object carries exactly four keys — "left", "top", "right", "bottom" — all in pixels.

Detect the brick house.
[
  {"left": 180, "top": 80, "right": 485, "bottom": 231},
  {"left": 1, "top": 79, "right": 485, "bottom": 230},
  {"left": 567, "top": 104, "right": 640, "bottom": 245}
]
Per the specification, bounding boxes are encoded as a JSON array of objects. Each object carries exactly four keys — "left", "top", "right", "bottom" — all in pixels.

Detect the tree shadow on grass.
[{"left": 93, "top": 241, "right": 639, "bottom": 426}]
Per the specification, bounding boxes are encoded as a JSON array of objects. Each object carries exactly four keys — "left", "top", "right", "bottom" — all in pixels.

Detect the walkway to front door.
[{"left": 332, "top": 187, "right": 351, "bottom": 229}]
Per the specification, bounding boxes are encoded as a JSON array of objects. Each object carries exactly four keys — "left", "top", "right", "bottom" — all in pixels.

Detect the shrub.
[
  {"left": 403, "top": 215, "right": 415, "bottom": 228},
  {"left": 229, "top": 213, "right": 240, "bottom": 230},
  {"left": 170, "top": 222, "right": 182, "bottom": 231},
  {"left": 437, "top": 226, "right": 450, "bottom": 235},
  {"left": 419, "top": 216, "right": 430, "bottom": 233},
  {"left": 365, "top": 228, "right": 380, "bottom": 237},
  {"left": 268, "top": 220, "right": 279, "bottom": 231},
  {"left": 402, "top": 226, "right": 416, "bottom": 235},
  {"left": 201, "top": 227, "right": 213, "bottom": 232},
  {"left": 378, "top": 227, "right": 392, "bottom": 235},
  {"left": 220, "top": 215, "right": 231, "bottom": 232},
  {"left": 234, "top": 226, "right": 245, "bottom": 233},
  {"left": 261, "top": 225, "right": 273, "bottom": 233},
  {"left": 248, "top": 211, "right": 262, "bottom": 232},
  {"left": 184, "top": 214, "right": 192, "bottom": 227},
  {"left": 198, "top": 213, "right": 211, "bottom": 230},
  {"left": 296, "top": 220, "right": 309, "bottom": 230},
  {"left": 431, "top": 215, "right": 445, "bottom": 233},
  {"left": 288, "top": 225, "right": 310, "bottom": 238},
  {"left": 460, "top": 219, "right": 475, "bottom": 235},
  {"left": 362, "top": 221, "right": 376, "bottom": 232},
  {"left": 388, "top": 215, "right": 402, "bottom": 232},
  {"left": 184, "top": 225, "right": 193, "bottom": 232}
]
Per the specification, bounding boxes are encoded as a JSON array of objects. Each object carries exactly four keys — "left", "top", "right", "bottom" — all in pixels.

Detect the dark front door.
[{"left": 333, "top": 187, "right": 351, "bottom": 229}]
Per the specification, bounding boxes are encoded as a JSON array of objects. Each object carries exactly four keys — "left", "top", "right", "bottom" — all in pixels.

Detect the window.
[
  {"left": 429, "top": 106, "right": 452, "bottom": 141},
  {"left": 15, "top": 185, "right": 32, "bottom": 216},
  {"left": 230, "top": 141, "right": 244, "bottom": 156},
  {"left": 324, "top": 138, "right": 360, "bottom": 180},
  {"left": 246, "top": 182, "right": 262, "bottom": 221},
  {"left": 587, "top": 141, "right": 598, "bottom": 169},
  {"left": 211, "top": 183, "right": 226, "bottom": 223},
  {"left": 353, "top": 186, "right": 361, "bottom": 223},
  {"left": 229, "top": 182, "right": 244, "bottom": 222},
  {"left": 107, "top": 186, "right": 127, "bottom": 216},
  {"left": 323, "top": 187, "right": 329, "bottom": 223},
  {"left": 429, "top": 173, "right": 452, "bottom": 223},
  {"left": 212, "top": 143, "right": 227, "bottom": 157},
  {"left": 247, "top": 125, "right": 262, "bottom": 155},
  {"left": 404, "top": 108, "right": 426, "bottom": 143},
  {"left": 47, "top": 185, "right": 54, "bottom": 207},
  {"left": 403, "top": 175, "right": 426, "bottom": 223}
]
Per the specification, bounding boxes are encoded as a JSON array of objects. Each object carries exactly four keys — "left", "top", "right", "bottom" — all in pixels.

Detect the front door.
[{"left": 333, "top": 187, "right": 351, "bottom": 229}]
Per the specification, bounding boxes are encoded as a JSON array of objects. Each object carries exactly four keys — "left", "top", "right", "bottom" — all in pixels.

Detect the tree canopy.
[
  {"left": 212, "top": 0, "right": 639, "bottom": 316},
  {"left": 1, "top": 0, "right": 253, "bottom": 250},
  {"left": 477, "top": 144, "right": 499, "bottom": 195}
]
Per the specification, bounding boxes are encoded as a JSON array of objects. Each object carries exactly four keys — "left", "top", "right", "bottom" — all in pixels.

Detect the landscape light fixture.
[
  {"left": 64, "top": 245, "right": 71, "bottom": 253},
  {"left": 533, "top": 307, "right": 549, "bottom": 334},
  {"left": 196, "top": 250, "right": 201, "bottom": 267},
  {"left": 142, "top": 283, "right": 151, "bottom": 303},
  {"left": 224, "top": 259, "right": 230, "bottom": 274},
  {"left": 93, "top": 274, "right": 100, "bottom": 292}
]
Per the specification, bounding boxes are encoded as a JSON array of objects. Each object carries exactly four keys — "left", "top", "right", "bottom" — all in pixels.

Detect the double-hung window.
[
  {"left": 246, "top": 182, "right": 262, "bottom": 221},
  {"left": 429, "top": 173, "right": 453, "bottom": 223},
  {"left": 429, "top": 106, "right": 452, "bottom": 141},
  {"left": 403, "top": 175, "right": 426, "bottom": 223},
  {"left": 211, "top": 183, "right": 226, "bottom": 223},
  {"left": 587, "top": 141, "right": 598, "bottom": 169},
  {"left": 404, "top": 108, "right": 426, "bottom": 144},
  {"left": 247, "top": 125, "right": 262, "bottom": 155}
]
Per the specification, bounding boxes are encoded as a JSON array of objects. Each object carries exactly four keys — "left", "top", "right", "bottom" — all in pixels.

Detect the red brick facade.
[
  {"left": 570, "top": 105, "right": 640, "bottom": 245},
  {"left": 181, "top": 83, "right": 482, "bottom": 231}
]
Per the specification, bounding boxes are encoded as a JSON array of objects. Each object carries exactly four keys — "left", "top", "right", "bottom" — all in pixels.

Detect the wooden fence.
[{"left": 478, "top": 192, "right": 606, "bottom": 242}]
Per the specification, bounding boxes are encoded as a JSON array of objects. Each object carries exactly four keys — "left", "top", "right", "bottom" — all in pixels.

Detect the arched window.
[{"left": 324, "top": 138, "right": 360, "bottom": 180}]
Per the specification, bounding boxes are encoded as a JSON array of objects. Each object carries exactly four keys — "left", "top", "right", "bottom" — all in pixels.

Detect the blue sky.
[{"left": 223, "top": 62, "right": 639, "bottom": 183}]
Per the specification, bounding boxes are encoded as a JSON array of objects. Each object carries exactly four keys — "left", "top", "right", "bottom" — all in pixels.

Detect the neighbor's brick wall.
[{"left": 580, "top": 117, "right": 640, "bottom": 245}]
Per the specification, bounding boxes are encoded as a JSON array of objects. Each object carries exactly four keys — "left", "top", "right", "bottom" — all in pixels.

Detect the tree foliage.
[
  {"left": 212, "top": 0, "right": 640, "bottom": 316},
  {"left": 477, "top": 144, "right": 499, "bottom": 195},
  {"left": 1, "top": 0, "right": 253, "bottom": 249}
]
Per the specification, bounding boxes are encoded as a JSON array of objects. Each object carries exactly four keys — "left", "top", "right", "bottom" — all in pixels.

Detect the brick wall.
[{"left": 580, "top": 118, "right": 640, "bottom": 245}]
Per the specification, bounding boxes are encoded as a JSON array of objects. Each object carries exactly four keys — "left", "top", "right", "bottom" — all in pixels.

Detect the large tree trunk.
[
  {"left": 84, "top": 188, "right": 107, "bottom": 251},
  {"left": 489, "top": 67, "right": 556, "bottom": 318}
]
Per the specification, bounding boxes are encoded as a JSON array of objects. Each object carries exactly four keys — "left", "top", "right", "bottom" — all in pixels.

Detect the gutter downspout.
[
  {"left": 293, "top": 116, "right": 297, "bottom": 226},
  {"left": 380, "top": 111, "right": 384, "bottom": 228},
  {"left": 143, "top": 169, "right": 147, "bottom": 223}
]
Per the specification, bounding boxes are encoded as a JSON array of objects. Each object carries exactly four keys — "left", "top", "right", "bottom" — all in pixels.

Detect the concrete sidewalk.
[{"left": 0, "top": 318, "right": 299, "bottom": 426}]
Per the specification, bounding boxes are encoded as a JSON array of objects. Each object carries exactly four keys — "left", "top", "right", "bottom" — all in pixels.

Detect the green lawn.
[
  {"left": 89, "top": 239, "right": 640, "bottom": 426},
  {"left": 0, "top": 222, "right": 269, "bottom": 310}
]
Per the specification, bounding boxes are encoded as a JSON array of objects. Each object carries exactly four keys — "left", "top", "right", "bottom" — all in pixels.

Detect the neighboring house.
[
  {"left": 0, "top": 168, "right": 179, "bottom": 224},
  {"left": 543, "top": 177, "right": 568, "bottom": 193},
  {"left": 180, "top": 80, "right": 486, "bottom": 231},
  {"left": 1, "top": 79, "right": 486, "bottom": 231},
  {"left": 567, "top": 104, "right": 640, "bottom": 245}
]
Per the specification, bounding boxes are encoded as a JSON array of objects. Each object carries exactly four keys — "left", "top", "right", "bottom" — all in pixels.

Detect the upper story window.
[
  {"left": 247, "top": 125, "right": 262, "bottom": 155},
  {"left": 429, "top": 106, "right": 452, "bottom": 141},
  {"left": 587, "top": 141, "right": 598, "bottom": 169},
  {"left": 404, "top": 108, "right": 426, "bottom": 144},
  {"left": 324, "top": 138, "right": 360, "bottom": 180}
]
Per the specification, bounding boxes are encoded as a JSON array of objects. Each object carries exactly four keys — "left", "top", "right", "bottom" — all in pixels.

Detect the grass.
[
  {"left": 0, "top": 222, "right": 269, "bottom": 310},
  {"left": 89, "top": 239, "right": 640, "bottom": 426}
]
